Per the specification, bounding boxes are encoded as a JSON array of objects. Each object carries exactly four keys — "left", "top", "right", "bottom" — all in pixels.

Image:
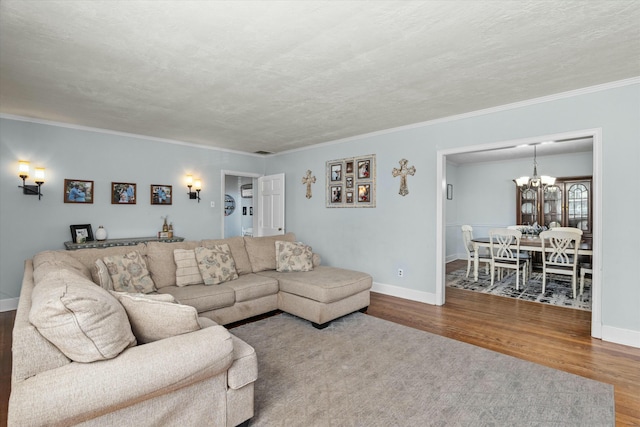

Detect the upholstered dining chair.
[
  {"left": 488, "top": 228, "right": 529, "bottom": 290},
  {"left": 461, "top": 225, "right": 490, "bottom": 278},
  {"left": 539, "top": 229, "right": 582, "bottom": 298}
]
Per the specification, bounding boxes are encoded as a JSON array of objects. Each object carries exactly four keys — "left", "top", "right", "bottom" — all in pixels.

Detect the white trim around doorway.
[{"left": 436, "top": 128, "right": 603, "bottom": 339}]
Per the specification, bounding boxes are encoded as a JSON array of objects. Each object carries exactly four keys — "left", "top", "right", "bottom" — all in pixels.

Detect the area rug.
[
  {"left": 231, "top": 312, "right": 613, "bottom": 426},
  {"left": 446, "top": 268, "right": 592, "bottom": 311}
]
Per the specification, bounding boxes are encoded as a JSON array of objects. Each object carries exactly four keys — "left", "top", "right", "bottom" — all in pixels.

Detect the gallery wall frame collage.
[
  {"left": 63, "top": 179, "right": 173, "bottom": 206},
  {"left": 326, "top": 154, "right": 376, "bottom": 208}
]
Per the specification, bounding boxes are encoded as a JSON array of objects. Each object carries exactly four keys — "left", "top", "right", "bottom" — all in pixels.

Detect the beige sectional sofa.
[{"left": 10, "top": 232, "right": 372, "bottom": 426}]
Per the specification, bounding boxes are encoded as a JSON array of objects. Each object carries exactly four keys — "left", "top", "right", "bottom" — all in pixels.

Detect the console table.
[{"left": 64, "top": 236, "right": 184, "bottom": 250}]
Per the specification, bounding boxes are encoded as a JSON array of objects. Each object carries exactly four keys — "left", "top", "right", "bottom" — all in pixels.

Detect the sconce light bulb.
[
  {"left": 35, "top": 167, "right": 45, "bottom": 184},
  {"left": 18, "top": 161, "right": 30, "bottom": 179},
  {"left": 186, "top": 175, "right": 193, "bottom": 187},
  {"left": 195, "top": 179, "right": 202, "bottom": 190}
]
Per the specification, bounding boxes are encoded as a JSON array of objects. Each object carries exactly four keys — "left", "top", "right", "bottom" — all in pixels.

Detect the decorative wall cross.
[
  {"left": 302, "top": 170, "right": 316, "bottom": 199},
  {"left": 392, "top": 159, "right": 416, "bottom": 196}
]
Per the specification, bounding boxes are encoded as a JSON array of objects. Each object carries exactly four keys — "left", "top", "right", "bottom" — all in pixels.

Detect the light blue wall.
[
  {"left": 267, "top": 83, "right": 640, "bottom": 337},
  {"left": 0, "top": 120, "right": 266, "bottom": 302},
  {"left": 1, "top": 82, "right": 638, "bottom": 343},
  {"left": 450, "top": 150, "right": 593, "bottom": 256}
]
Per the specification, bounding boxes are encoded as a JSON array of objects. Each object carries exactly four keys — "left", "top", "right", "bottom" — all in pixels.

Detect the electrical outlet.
[
  {"left": 397, "top": 268, "right": 404, "bottom": 278},
  {"left": 210, "top": 201, "right": 215, "bottom": 208}
]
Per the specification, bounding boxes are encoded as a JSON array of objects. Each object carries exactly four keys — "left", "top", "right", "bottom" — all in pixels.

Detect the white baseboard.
[
  {"left": 371, "top": 281, "right": 437, "bottom": 305},
  {"left": 1, "top": 298, "right": 19, "bottom": 312},
  {"left": 601, "top": 325, "right": 640, "bottom": 349}
]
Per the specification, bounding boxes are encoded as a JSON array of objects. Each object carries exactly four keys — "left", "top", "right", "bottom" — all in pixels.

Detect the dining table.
[{"left": 471, "top": 236, "right": 593, "bottom": 282}]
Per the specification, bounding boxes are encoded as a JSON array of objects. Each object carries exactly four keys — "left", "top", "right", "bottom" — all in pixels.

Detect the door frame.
[
  {"left": 435, "top": 128, "right": 602, "bottom": 338},
  {"left": 221, "top": 170, "right": 262, "bottom": 238}
]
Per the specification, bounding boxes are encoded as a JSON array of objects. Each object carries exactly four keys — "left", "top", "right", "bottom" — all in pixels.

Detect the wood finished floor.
[{"left": 1, "top": 260, "right": 638, "bottom": 426}]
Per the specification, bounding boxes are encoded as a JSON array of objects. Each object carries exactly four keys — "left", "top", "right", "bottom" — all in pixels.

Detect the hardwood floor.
[{"left": 1, "top": 261, "right": 638, "bottom": 425}]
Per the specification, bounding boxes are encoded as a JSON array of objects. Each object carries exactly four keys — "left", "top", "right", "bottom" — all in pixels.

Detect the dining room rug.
[
  {"left": 446, "top": 267, "right": 592, "bottom": 311},
  {"left": 231, "top": 312, "right": 613, "bottom": 426}
]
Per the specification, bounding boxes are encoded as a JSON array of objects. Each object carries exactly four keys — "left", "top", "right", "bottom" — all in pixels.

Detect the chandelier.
[{"left": 514, "top": 145, "right": 556, "bottom": 191}]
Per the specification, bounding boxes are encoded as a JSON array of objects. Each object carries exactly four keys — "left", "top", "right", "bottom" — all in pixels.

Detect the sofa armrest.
[{"left": 9, "top": 325, "right": 234, "bottom": 426}]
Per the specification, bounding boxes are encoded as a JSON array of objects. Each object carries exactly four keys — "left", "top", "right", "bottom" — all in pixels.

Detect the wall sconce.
[
  {"left": 18, "top": 161, "right": 45, "bottom": 200},
  {"left": 186, "top": 175, "right": 201, "bottom": 202}
]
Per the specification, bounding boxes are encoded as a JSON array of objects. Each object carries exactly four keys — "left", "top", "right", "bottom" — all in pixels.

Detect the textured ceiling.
[{"left": 1, "top": 1, "right": 639, "bottom": 154}]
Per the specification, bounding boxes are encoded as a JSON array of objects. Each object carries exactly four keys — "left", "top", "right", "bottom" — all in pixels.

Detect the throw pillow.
[
  {"left": 103, "top": 250, "right": 156, "bottom": 293},
  {"left": 195, "top": 244, "right": 239, "bottom": 285},
  {"left": 29, "top": 270, "right": 136, "bottom": 363},
  {"left": 276, "top": 241, "right": 313, "bottom": 272},
  {"left": 111, "top": 292, "right": 201, "bottom": 344},
  {"left": 244, "top": 232, "right": 296, "bottom": 272},
  {"left": 174, "top": 249, "right": 204, "bottom": 286},
  {"left": 91, "top": 259, "right": 113, "bottom": 290}
]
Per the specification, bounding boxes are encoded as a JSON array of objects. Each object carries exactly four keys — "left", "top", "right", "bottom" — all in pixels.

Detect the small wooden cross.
[
  {"left": 302, "top": 170, "right": 316, "bottom": 199},
  {"left": 392, "top": 159, "right": 416, "bottom": 197}
]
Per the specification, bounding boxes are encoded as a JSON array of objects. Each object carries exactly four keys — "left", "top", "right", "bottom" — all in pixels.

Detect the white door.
[{"left": 257, "top": 173, "right": 285, "bottom": 236}]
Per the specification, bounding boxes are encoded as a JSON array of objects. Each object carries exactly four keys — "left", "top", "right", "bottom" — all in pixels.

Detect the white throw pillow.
[
  {"left": 92, "top": 258, "right": 113, "bottom": 290},
  {"left": 29, "top": 270, "right": 136, "bottom": 362},
  {"left": 174, "top": 248, "right": 204, "bottom": 286},
  {"left": 111, "top": 292, "right": 201, "bottom": 344}
]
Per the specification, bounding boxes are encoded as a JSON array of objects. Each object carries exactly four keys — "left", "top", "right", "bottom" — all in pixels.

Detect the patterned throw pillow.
[
  {"left": 276, "top": 241, "right": 313, "bottom": 272},
  {"left": 195, "top": 244, "right": 239, "bottom": 285},
  {"left": 103, "top": 251, "right": 156, "bottom": 293},
  {"left": 174, "top": 249, "right": 204, "bottom": 286}
]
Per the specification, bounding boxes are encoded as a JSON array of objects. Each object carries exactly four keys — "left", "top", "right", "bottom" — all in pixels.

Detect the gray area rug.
[
  {"left": 446, "top": 268, "right": 592, "bottom": 311},
  {"left": 231, "top": 312, "right": 613, "bottom": 426}
]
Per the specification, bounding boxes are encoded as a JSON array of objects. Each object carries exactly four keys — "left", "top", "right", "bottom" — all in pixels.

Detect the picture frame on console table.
[
  {"left": 70, "top": 224, "right": 94, "bottom": 243},
  {"left": 150, "top": 184, "right": 172, "bottom": 205},
  {"left": 112, "top": 182, "right": 137, "bottom": 204},
  {"left": 63, "top": 179, "right": 94, "bottom": 204},
  {"left": 326, "top": 154, "right": 376, "bottom": 208}
]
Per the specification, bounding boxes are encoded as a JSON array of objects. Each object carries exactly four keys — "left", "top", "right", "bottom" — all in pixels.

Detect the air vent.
[{"left": 254, "top": 150, "right": 274, "bottom": 155}]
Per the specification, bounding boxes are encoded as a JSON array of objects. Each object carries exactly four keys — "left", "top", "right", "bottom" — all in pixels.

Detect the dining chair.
[
  {"left": 580, "top": 266, "right": 592, "bottom": 296},
  {"left": 539, "top": 229, "right": 582, "bottom": 298},
  {"left": 507, "top": 225, "right": 533, "bottom": 275},
  {"left": 461, "top": 225, "right": 490, "bottom": 278},
  {"left": 488, "top": 228, "right": 529, "bottom": 290}
]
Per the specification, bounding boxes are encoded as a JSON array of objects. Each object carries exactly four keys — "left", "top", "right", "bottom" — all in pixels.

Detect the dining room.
[{"left": 443, "top": 134, "right": 595, "bottom": 314}]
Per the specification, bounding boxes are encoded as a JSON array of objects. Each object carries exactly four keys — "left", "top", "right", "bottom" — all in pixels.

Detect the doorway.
[
  {"left": 221, "top": 171, "right": 260, "bottom": 238},
  {"left": 435, "top": 129, "right": 602, "bottom": 338}
]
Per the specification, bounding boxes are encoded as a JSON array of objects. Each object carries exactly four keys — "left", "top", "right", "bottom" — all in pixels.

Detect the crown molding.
[{"left": 278, "top": 76, "right": 640, "bottom": 155}]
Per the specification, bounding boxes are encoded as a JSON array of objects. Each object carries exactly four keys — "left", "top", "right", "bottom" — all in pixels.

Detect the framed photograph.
[
  {"left": 346, "top": 161, "right": 354, "bottom": 174},
  {"left": 346, "top": 191, "right": 354, "bottom": 203},
  {"left": 330, "top": 163, "right": 342, "bottom": 181},
  {"left": 326, "top": 154, "right": 376, "bottom": 208},
  {"left": 250, "top": 207, "right": 253, "bottom": 215},
  {"left": 112, "top": 182, "right": 136, "bottom": 204},
  {"left": 330, "top": 185, "right": 343, "bottom": 203},
  {"left": 447, "top": 184, "right": 454, "bottom": 200},
  {"left": 151, "top": 184, "right": 172, "bottom": 205},
  {"left": 357, "top": 159, "right": 371, "bottom": 179},
  {"left": 358, "top": 184, "right": 371, "bottom": 203},
  {"left": 243, "top": 206, "right": 247, "bottom": 215},
  {"left": 64, "top": 179, "right": 93, "bottom": 204},
  {"left": 346, "top": 176, "right": 353, "bottom": 188},
  {"left": 70, "top": 224, "right": 94, "bottom": 243}
]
